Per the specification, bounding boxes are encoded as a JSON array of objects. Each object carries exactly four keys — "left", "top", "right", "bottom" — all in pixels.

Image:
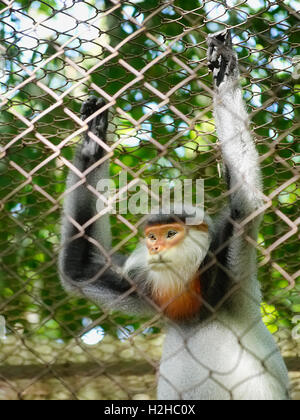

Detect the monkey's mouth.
[{"left": 148, "top": 258, "right": 171, "bottom": 267}]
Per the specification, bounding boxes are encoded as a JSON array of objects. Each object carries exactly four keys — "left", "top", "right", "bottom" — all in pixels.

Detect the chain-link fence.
[{"left": 0, "top": 0, "right": 299, "bottom": 400}]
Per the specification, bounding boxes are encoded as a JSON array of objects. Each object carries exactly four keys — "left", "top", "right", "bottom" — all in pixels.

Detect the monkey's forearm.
[
  {"left": 214, "top": 84, "right": 263, "bottom": 215},
  {"left": 208, "top": 30, "right": 263, "bottom": 219},
  {"left": 59, "top": 98, "right": 153, "bottom": 315},
  {"left": 60, "top": 97, "right": 112, "bottom": 282}
]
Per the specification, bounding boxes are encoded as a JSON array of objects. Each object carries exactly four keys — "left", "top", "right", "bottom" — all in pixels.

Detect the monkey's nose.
[{"left": 151, "top": 245, "right": 160, "bottom": 254}]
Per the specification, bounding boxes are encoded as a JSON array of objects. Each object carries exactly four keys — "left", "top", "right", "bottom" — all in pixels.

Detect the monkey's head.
[
  {"left": 143, "top": 208, "right": 212, "bottom": 319},
  {"left": 144, "top": 210, "right": 211, "bottom": 277},
  {"left": 123, "top": 207, "right": 212, "bottom": 319}
]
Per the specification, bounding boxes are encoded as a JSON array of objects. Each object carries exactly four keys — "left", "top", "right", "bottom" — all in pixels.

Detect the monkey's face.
[
  {"left": 144, "top": 222, "right": 210, "bottom": 275},
  {"left": 145, "top": 223, "right": 185, "bottom": 263}
]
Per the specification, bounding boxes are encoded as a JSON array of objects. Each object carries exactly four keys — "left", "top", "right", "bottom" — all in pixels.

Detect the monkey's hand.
[
  {"left": 207, "top": 29, "right": 239, "bottom": 87},
  {"left": 80, "top": 95, "right": 108, "bottom": 160}
]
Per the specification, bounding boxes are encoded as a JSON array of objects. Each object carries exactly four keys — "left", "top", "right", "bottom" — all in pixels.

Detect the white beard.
[{"left": 123, "top": 229, "right": 210, "bottom": 297}]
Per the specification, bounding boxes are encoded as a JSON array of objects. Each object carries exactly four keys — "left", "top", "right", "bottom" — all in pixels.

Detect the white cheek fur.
[
  {"left": 146, "top": 230, "right": 210, "bottom": 297},
  {"left": 123, "top": 230, "right": 210, "bottom": 298}
]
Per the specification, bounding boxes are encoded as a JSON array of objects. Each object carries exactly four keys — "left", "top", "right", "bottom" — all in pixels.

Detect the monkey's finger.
[
  {"left": 81, "top": 95, "right": 98, "bottom": 118},
  {"left": 207, "top": 43, "right": 222, "bottom": 72},
  {"left": 80, "top": 96, "right": 106, "bottom": 119},
  {"left": 207, "top": 28, "right": 232, "bottom": 49},
  {"left": 81, "top": 96, "right": 108, "bottom": 139},
  {"left": 80, "top": 96, "right": 109, "bottom": 160}
]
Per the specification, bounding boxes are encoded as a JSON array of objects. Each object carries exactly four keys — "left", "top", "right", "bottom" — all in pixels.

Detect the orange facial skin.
[
  {"left": 145, "top": 222, "right": 208, "bottom": 255},
  {"left": 145, "top": 223, "right": 186, "bottom": 255}
]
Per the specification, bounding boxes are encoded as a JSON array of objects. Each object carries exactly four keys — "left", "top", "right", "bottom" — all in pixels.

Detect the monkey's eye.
[
  {"left": 148, "top": 233, "right": 156, "bottom": 241},
  {"left": 166, "top": 230, "right": 177, "bottom": 239}
]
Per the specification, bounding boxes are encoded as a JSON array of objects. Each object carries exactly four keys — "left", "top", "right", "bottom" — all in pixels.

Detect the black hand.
[
  {"left": 80, "top": 96, "right": 108, "bottom": 161},
  {"left": 207, "top": 29, "right": 238, "bottom": 87}
]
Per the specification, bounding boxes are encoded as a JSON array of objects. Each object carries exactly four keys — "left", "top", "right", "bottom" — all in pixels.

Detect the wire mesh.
[{"left": 0, "top": 0, "right": 299, "bottom": 400}]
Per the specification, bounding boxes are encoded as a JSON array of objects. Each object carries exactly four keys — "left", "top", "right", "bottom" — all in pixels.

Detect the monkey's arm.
[
  {"left": 207, "top": 30, "right": 263, "bottom": 223},
  {"left": 59, "top": 97, "right": 152, "bottom": 315}
]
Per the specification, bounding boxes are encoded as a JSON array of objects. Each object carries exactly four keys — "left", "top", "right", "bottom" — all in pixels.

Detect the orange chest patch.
[{"left": 152, "top": 276, "right": 202, "bottom": 321}]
